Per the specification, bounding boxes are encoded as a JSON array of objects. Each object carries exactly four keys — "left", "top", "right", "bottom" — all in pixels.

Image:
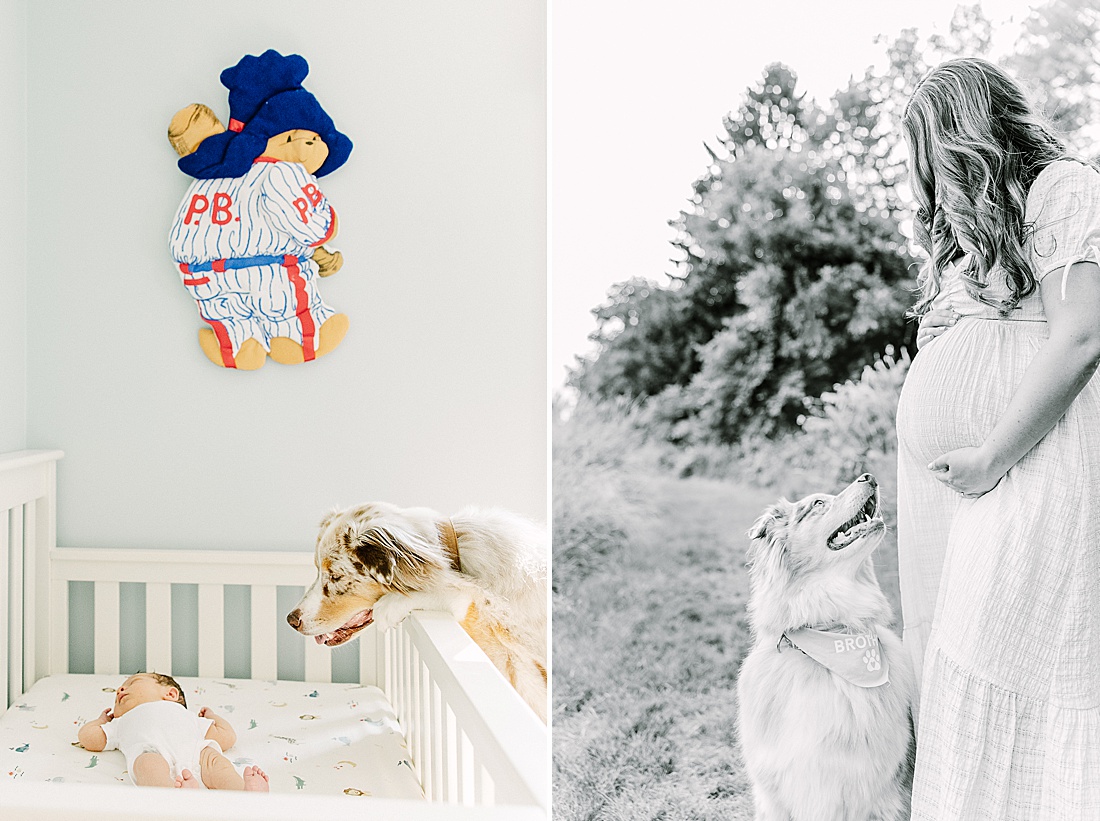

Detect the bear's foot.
[
  {"left": 269, "top": 313, "right": 349, "bottom": 364},
  {"left": 198, "top": 330, "right": 266, "bottom": 370}
]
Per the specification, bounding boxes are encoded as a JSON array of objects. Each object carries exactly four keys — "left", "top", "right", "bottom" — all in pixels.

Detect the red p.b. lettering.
[
  {"left": 212, "top": 192, "right": 234, "bottom": 225},
  {"left": 302, "top": 183, "right": 323, "bottom": 207},
  {"left": 293, "top": 197, "right": 310, "bottom": 224},
  {"left": 184, "top": 194, "right": 209, "bottom": 225}
]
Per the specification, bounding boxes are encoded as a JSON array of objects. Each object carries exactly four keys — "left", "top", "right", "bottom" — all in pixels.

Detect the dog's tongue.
[{"left": 315, "top": 609, "right": 373, "bottom": 645}]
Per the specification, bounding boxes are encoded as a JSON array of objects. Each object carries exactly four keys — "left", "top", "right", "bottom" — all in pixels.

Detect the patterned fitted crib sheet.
[{"left": 0, "top": 674, "right": 424, "bottom": 799}]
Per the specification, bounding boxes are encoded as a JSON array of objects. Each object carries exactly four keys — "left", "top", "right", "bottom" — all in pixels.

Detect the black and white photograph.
[{"left": 553, "top": 1, "right": 1100, "bottom": 819}]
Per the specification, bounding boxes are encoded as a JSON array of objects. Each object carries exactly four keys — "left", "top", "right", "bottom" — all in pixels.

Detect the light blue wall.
[
  {"left": 24, "top": 0, "right": 547, "bottom": 555},
  {"left": 0, "top": 0, "right": 27, "bottom": 453}
]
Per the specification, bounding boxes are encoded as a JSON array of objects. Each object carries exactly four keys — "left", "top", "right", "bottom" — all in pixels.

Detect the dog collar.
[
  {"left": 436, "top": 519, "right": 462, "bottom": 573},
  {"left": 778, "top": 627, "right": 889, "bottom": 688}
]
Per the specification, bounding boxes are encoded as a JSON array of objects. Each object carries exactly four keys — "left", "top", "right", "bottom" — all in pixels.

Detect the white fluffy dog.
[
  {"left": 287, "top": 502, "right": 547, "bottom": 721},
  {"left": 737, "top": 474, "right": 915, "bottom": 821}
]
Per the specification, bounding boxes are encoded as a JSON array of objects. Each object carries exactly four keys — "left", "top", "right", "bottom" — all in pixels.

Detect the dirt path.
[{"left": 553, "top": 474, "right": 776, "bottom": 821}]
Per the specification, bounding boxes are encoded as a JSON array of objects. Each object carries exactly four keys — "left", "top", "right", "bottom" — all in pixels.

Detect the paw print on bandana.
[{"left": 862, "top": 644, "right": 882, "bottom": 672}]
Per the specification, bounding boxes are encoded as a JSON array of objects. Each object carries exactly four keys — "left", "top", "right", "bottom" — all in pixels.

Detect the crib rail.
[
  {"left": 46, "top": 547, "right": 365, "bottom": 684},
  {"left": 387, "top": 613, "right": 546, "bottom": 808}
]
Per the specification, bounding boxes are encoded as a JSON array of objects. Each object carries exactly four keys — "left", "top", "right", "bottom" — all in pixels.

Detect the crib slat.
[
  {"left": 303, "top": 634, "right": 331, "bottom": 683},
  {"left": 9, "top": 506, "right": 23, "bottom": 705},
  {"left": 197, "top": 585, "right": 224, "bottom": 678},
  {"left": 410, "top": 642, "right": 421, "bottom": 775},
  {"left": 404, "top": 628, "right": 412, "bottom": 734},
  {"left": 457, "top": 727, "right": 473, "bottom": 805},
  {"left": 386, "top": 628, "right": 395, "bottom": 711},
  {"left": 479, "top": 765, "right": 495, "bottom": 806},
  {"left": 474, "top": 758, "right": 484, "bottom": 805},
  {"left": 399, "top": 628, "right": 409, "bottom": 735},
  {"left": 443, "top": 701, "right": 457, "bottom": 803},
  {"left": 418, "top": 651, "right": 429, "bottom": 791},
  {"left": 145, "top": 583, "right": 172, "bottom": 673},
  {"left": 357, "top": 623, "right": 377, "bottom": 686},
  {"left": 430, "top": 678, "right": 442, "bottom": 801},
  {"left": 94, "top": 581, "right": 120, "bottom": 674},
  {"left": 22, "top": 499, "right": 37, "bottom": 692},
  {"left": 49, "top": 578, "right": 68, "bottom": 674},
  {"left": 250, "top": 585, "right": 278, "bottom": 680}
]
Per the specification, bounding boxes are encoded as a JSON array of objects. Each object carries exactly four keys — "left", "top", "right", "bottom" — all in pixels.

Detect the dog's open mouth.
[
  {"left": 827, "top": 492, "right": 882, "bottom": 550},
  {"left": 315, "top": 609, "right": 373, "bottom": 646}
]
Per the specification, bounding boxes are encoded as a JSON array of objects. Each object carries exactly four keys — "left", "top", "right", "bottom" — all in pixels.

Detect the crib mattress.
[{"left": 0, "top": 674, "right": 424, "bottom": 799}]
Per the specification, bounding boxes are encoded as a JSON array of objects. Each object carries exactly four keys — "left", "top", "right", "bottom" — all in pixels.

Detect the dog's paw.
[{"left": 371, "top": 594, "right": 413, "bottom": 633}]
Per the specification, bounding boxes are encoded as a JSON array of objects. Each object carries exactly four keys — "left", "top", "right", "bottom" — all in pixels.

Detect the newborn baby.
[{"left": 77, "top": 672, "right": 268, "bottom": 791}]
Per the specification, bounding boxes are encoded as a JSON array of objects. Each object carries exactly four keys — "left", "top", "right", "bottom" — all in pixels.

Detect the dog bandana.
[{"left": 779, "top": 627, "right": 889, "bottom": 688}]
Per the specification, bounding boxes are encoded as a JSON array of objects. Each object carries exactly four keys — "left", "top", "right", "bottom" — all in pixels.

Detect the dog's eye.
[{"left": 812, "top": 499, "right": 826, "bottom": 509}]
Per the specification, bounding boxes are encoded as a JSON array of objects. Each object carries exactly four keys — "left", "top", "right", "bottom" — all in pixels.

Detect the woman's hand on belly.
[
  {"left": 917, "top": 307, "right": 960, "bottom": 349},
  {"left": 928, "top": 446, "right": 1004, "bottom": 498}
]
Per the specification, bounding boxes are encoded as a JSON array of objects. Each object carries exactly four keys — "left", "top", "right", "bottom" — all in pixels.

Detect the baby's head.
[{"left": 112, "top": 673, "right": 186, "bottom": 717}]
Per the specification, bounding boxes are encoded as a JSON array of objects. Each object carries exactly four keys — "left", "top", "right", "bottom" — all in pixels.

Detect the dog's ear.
[
  {"left": 746, "top": 500, "right": 794, "bottom": 590},
  {"left": 748, "top": 502, "right": 789, "bottom": 542},
  {"left": 352, "top": 528, "right": 398, "bottom": 584},
  {"left": 351, "top": 526, "right": 441, "bottom": 593}
]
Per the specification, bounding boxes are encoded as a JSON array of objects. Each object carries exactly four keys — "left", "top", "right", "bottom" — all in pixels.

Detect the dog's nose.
[
  {"left": 287, "top": 609, "right": 302, "bottom": 630},
  {"left": 857, "top": 473, "right": 877, "bottom": 487}
]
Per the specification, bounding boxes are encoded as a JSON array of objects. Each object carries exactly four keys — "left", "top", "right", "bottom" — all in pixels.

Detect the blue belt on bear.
[{"left": 178, "top": 253, "right": 299, "bottom": 274}]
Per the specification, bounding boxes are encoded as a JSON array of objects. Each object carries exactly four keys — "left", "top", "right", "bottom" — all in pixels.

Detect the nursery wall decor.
[{"left": 167, "top": 49, "right": 353, "bottom": 369}]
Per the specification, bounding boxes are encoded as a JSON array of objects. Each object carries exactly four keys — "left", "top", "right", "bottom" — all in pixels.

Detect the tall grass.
[{"left": 552, "top": 397, "right": 660, "bottom": 588}]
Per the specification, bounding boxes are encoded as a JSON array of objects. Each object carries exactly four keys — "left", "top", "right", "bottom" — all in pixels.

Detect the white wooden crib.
[{"left": 0, "top": 450, "right": 547, "bottom": 820}]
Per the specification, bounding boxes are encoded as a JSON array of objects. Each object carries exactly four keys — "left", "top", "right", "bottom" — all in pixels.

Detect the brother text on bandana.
[{"left": 779, "top": 627, "right": 889, "bottom": 688}]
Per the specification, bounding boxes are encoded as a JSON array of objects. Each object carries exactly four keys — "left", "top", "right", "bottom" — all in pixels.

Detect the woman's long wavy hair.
[{"left": 903, "top": 58, "right": 1073, "bottom": 316}]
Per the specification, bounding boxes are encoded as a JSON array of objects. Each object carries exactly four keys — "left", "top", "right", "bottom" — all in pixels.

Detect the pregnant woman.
[{"left": 896, "top": 58, "right": 1100, "bottom": 819}]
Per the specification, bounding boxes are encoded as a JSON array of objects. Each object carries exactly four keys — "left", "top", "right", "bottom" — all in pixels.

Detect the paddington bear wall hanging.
[{"left": 167, "top": 49, "right": 353, "bottom": 369}]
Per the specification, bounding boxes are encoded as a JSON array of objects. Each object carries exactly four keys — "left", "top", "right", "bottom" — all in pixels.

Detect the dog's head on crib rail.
[{"left": 287, "top": 502, "right": 452, "bottom": 646}]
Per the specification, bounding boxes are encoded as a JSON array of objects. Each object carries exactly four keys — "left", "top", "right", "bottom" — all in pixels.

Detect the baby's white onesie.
[{"left": 101, "top": 701, "right": 220, "bottom": 786}]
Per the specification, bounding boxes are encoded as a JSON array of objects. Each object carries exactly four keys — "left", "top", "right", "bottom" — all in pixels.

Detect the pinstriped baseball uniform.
[{"left": 169, "top": 158, "right": 338, "bottom": 360}]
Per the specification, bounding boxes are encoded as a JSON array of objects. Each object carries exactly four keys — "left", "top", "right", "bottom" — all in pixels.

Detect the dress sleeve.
[{"left": 1027, "top": 160, "right": 1100, "bottom": 299}]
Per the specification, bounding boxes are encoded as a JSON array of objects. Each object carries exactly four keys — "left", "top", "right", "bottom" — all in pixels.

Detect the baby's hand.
[
  {"left": 198, "top": 707, "right": 214, "bottom": 718},
  {"left": 98, "top": 709, "right": 113, "bottom": 724}
]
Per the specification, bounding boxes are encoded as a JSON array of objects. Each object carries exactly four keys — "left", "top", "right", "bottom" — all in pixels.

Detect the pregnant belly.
[{"left": 896, "top": 318, "right": 1046, "bottom": 465}]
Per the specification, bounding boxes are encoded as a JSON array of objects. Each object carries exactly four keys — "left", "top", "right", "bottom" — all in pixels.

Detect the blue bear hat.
[{"left": 178, "top": 49, "right": 353, "bottom": 179}]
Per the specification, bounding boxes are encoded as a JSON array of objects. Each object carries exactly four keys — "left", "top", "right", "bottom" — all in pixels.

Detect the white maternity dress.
[{"left": 896, "top": 159, "right": 1100, "bottom": 820}]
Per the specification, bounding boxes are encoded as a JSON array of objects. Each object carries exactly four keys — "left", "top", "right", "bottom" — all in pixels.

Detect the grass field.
[{"left": 552, "top": 468, "right": 903, "bottom": 820}]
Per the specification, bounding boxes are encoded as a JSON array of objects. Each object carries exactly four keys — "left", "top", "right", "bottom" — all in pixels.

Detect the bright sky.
[{"left": 551, "top": 0, "right": 1040, "bottom": 389}]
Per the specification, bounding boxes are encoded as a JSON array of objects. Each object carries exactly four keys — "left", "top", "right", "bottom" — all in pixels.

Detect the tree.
[
  {"left": 573, "top": 63, "right": 917, "bottom": 444},
  {"left": 571, "top": 279, "right": 693, "bottom": 400},
  {"left": 674, "top": 145, "right": 912, "bottom": 443},
  {"left": 1003, "top": 0, "right": 1100, "bottom": 157}
]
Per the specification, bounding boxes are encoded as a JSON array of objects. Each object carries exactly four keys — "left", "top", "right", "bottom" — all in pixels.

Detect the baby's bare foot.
[
  {"left": 243, "top": 765, "right": 269, "bottom": 792},
  {"left": 176, "top": 768, "right": 201, "bottom": 789}
]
